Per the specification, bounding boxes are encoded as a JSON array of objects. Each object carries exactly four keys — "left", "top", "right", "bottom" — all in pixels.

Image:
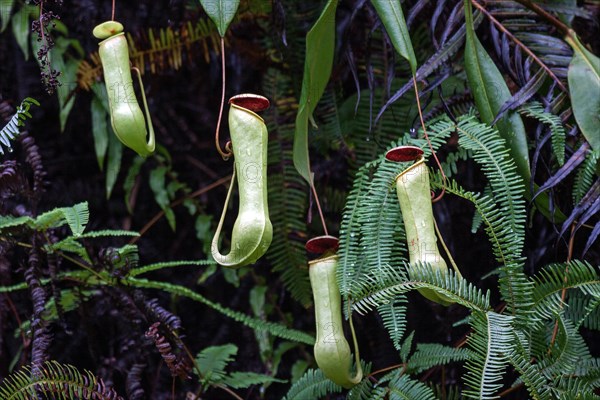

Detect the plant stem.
[
  {"left": 548, "top": 223, "right": 576, "bottom": 352},
  {"left": 311, "top": 183, "right": 329, "bottom": 236},
  {"left": 215, "top": 37, "right": 232, "bottom": 160},
  {"left": 412, "top": 77, "right": 446, "bottom": 202}
]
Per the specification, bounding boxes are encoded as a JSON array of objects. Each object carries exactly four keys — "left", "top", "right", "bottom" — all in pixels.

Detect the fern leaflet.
[{"left": 0, "top": 97, "right": 39, "bottom": 155}]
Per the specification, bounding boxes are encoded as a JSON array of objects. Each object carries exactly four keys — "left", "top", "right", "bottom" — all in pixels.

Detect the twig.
[
  {"left": 131, "top": 175, "right": 232, "bottom": 244},
  {"left": 311, "top": 183, "right": 329, "bottom": 236},
  {"left": 548, "top": 223, "right": 576, "bottom": 352},
  {"left": 412, "top": 78, "right": 447, "bottom": 202}
]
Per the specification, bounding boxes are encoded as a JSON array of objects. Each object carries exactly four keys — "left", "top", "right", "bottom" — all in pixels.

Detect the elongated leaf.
[
  {"left": 493, "top": 68, "right": 547, "bottom": 125},
  {"left": 11, "top": 5, "right": 37, "bottom": 60},
  {"left": 567, "top": 33, "right": 600, "bottom": 151},
  {"left": 91, "top": 94, "right": 108, "bottom": 170},
  {"left": 371, "top": 0, "right": 416, "bottom": 74},
  {"left": 105, "top": 125, "right": 123, "bottom": 199},
  {"left": 0, "top": 0, "right": 15, "bottom": 32},
  {"left": 583, "top": 218, "right": 600, "bottom": 256},
  {"left": 376, "top": 12, "right": 480, "bottom": 123},
  {"left": 534, "top": 142, "right": 588, "bottom": 200},
  {"left": 463, "top": 0, "right": 530, "bottom": 183},
  {"left": 293, "top": 0, "right": 339, "bottom": 183},
  {"left": 198, "top": 0, "right": 240, "bottom": 37},
  {"left": 149, "top": 165, "right": 176, "bottom": 230}
]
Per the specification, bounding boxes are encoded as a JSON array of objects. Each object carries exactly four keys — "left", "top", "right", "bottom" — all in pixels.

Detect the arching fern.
[{"left": 0, "top": 360, "right": 124, "bottom": 400}]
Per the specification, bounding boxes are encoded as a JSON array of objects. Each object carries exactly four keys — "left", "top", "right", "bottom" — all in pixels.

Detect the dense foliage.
[{"left": 0, "top": 0, "right": 599, "bottom": 399}]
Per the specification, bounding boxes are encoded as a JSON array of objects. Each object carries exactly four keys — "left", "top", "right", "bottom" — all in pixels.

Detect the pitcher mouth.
[
  {"left": 385, "top": 145, "right": 424, "bottom": 162},
  {"left": 229, "top": 94, "right": 270, "bottom": 112},
  {"left": 305, "top": 235, "right": 339, "bottom": 255}
]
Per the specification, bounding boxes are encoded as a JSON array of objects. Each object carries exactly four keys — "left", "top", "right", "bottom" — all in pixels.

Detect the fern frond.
[
  {"left": 377, "top": 298, "right": 407, "bottom": 352},
  {"left": 440, "top": 147, "right": 472, "bottom": 178},
  {"left": 124, "top": 277, "right": 315, "bottom": 345},
  {"left": 283, "top": 368, "right": 342, "bottom": 400},
  {"left": 454, "top": 116, "right": 526, "bottom": 256},
  {"left": 0, "top": 215, "right": 34, "bottom": 231},
  {"left": 347, "top": 373, "right": 375, "bottom": 400},
  {"left": 453, "top": 116, "right": 532, "bottom": 325},
  {"left": 564, "top": 291, "right": 600, "bottom": 330},
  {"left": 519, "top": 101, "right": 566, "bottom": 165},
  {"left": 358, "top": 159, "right": 407, "bottom": 276},
  {"left": 34, "top": 202, "right": 90, "bottom": 236},
  {"left": 194, "top": 344, "right": 237, "bottom": 383},
  {"left": 574, "top": 358, "right": 600, "bottom": 388},
  {"left": 78, "top": 229, "right": 140, "bottom": 238},
  {"left": 221, "top": 372, "right": 285, "bottom": 389},
  {"left": 552, "top": 374, "right": 600, "bottom": 399},
  {"left": 0, "top": 97, "right": 39, "bottom": 155},
  {"left": 573, "top": 149, "right": 599, "bottom": 205},
  {"left": 532, "top": 260, "right": 600, "bottom": 321},
  {"left": 338, "top": 161, "right": 373, "bottom": 297},
  {"left": 506, "top": 332, "right": 553, "bottom": 400},
  {"left": 406, "top": 343, "right": 473, "bottom": 374},
  {"left": 463, "top": 311, "right": 514, "bottom": 399},
  {"left": 352, "top": 263, "right": 490, "bottom": 315},
  {"left": 0, "top": 360, "right": 123, "bottom": 399},
  {"left": 386, "top": 373, "right": 437, "bottom": 400},
  {"left": 539, "top": 313, "right": 592, "bottom": 380},
  {"left": 129, "top": 259, "right": 216, "bottom": 277}
]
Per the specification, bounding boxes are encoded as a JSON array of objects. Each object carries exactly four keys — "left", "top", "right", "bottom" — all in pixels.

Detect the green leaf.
[
  {"left": 11, "top": 5, "right": 37, "bottom": 60},
  {"left": 53, "top": 41, "right": 79, "bottom": 133},
  {"left": 0, "top": 0, "right": 15, "bottom": 32},
  {"left": 222, "top": 372, "right": 285, "bottom": 389},
  {"left": 149, "top": 165, "right": 176, "bottom": 230},
  {"left": 0, "top": 215, "right": 33, "bottom": 231},
  {"left": 105, "top": 126, "right": 123, "bottom": 199},
  {"left": 195, "top": 344, "right": 238, "bottom": 383},
  {"left": 195, "top": 214, "right": 213, "bottom": 254},
  {"left": 198, "top": 0, "right": 240, "bottom": 37},
  {"left": 91, "top": 94, "right": 109, "bottom": 170},
  {"left": 463, "top": 1, "right": 530, "bottom": 183},
  {"left": 290, "top": 360, "right": 309, "bottom": 384},
  {"left": 371, "top": 0, "right": 416, "bottom": 74},
  {"left": 62, "top": 201, "right": 89, "bottom": 237},
  {"left": 123, "top": 156, "right": 146, "bottom": 213},
  {"left": 249, "top": 285, "right": 267, "bottom": 318},
  {"left": 33, "top": 202, "right": 89, "bottom": 235},
  {"left": 463, "top": 311, "right": 514, "bottom": 399},
  {"left": 567, "top": 33, "right": 600, "bottom": 152},
  {"left": 293, "top": 0, "right": 339, "bottom": 184}
]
